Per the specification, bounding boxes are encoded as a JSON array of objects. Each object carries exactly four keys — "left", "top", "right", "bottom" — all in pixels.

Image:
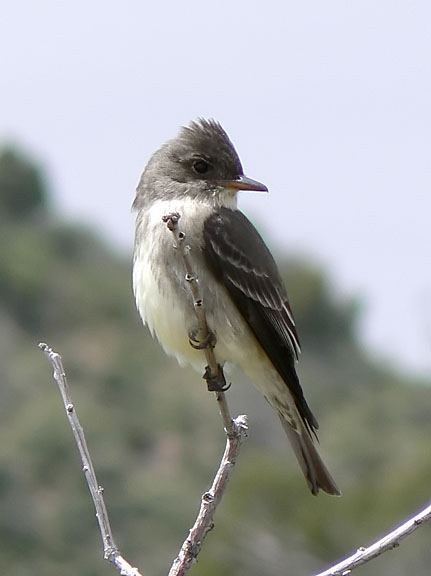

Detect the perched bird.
[{"left": 132, "top": 119, "right": 340, "bottom": 495}]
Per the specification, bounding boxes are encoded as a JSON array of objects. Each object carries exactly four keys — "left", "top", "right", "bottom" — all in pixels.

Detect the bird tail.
[{"left": 278, "top": 413, "right": 341, "bottom": 496}]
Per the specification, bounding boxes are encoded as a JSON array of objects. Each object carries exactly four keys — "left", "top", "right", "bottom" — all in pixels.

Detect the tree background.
[{"left": 0, "top": 147, "right": 429, "bottom": 575}]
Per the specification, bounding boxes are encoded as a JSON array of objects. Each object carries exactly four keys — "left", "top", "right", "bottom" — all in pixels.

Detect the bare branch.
[
  {"left": 162, "top": 211, "right": 235, "bottom": 435},
  {"left": 168, "top": 414, "right": 248, "bottom": 576},
  {"left": 162, "top": 212, "right": 249, "bottom": 574},
  {"left": 38, "top": 343, "right": 144, "bottom": 576},
  {"left": 314, "top": 503, "right": 431, "bottom": 576}
]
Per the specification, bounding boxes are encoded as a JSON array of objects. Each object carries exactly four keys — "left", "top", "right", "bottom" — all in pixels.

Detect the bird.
[{"left": 132, "top": 118, "right": 340, "bottom": 496}]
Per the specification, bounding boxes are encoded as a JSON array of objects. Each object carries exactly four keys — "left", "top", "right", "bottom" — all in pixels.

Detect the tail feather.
[{"left": 279, "top": 413, "right": 341, "bottom": 496}]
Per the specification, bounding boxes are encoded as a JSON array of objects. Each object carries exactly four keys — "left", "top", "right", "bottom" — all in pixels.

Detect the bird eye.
[{"left": 192, "top": 159, "right": 210, "bottom": 175}]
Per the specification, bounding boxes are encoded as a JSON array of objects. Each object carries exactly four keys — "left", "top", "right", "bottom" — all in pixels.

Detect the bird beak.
[{"left": 217, "top": 175, "right": 268, "bottom": 192}]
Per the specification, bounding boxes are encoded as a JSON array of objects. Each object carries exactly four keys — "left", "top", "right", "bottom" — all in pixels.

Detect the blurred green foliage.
[
  {"left": 0, "top": 145, "right": 429, "bottom": 575},
  {"left": 0, "top": 147, "right": 47, "bottom": 220}
]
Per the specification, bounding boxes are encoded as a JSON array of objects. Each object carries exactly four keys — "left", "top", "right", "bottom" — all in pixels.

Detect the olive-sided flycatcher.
[{"left": 132, "top": 119, "right": 340, "bottom": 496}]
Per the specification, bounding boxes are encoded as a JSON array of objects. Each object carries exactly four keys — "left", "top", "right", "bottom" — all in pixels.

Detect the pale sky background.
[{"left": 1, "top": 1, "right": 430, "bottom": 376}]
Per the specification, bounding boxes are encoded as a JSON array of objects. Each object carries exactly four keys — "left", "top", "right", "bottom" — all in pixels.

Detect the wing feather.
[{"left": 203, "top": 207, "right": 318, "bottom": 433}]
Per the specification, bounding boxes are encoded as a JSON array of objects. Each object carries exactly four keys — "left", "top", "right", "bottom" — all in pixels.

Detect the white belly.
[
  {"left": 133, "top": 197, "right": 219, "bottom": 371},
  {"left": 132, "top": 196, "right": 273, "bottom": 381}
]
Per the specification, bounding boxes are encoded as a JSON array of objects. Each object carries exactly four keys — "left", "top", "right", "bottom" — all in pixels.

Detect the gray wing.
[{"left": 203, "top": 207, "right": 318, "bottom": 433}]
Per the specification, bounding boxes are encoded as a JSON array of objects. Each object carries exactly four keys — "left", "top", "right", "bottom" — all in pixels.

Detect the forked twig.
[{"left": 39, "top": 211, "right": 428, "bottom": 576}]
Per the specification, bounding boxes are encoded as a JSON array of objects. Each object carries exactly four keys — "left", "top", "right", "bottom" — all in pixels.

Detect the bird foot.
[
  {"left": 203, "top": 365, "right": 231, "bottom": 392},
  {"left": 188, "top": 330, "right": 216, "bottom": 350}
]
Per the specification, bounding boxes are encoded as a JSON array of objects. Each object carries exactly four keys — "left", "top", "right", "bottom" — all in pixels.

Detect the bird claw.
[
  {"left": 203, "top": 365, "right": 231, "bottom": 392},
  {"left": 188, "top": 330, "right": 217, "bottom": 350}
]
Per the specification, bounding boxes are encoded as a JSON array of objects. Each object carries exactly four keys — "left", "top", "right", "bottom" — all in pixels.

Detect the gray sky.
[{"left": 2, "top": 1, "right": 430, "bottom": 376}]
